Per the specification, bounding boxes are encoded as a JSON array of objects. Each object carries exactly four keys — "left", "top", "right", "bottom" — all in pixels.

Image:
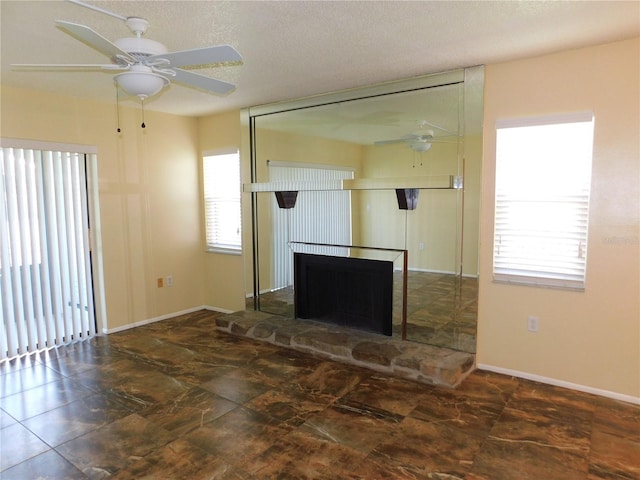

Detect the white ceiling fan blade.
[
  {"left": 12, "top": 64, "right": 126, "bottom": 71},
  {"left": 415, "top": 120, "right": 457, "bottom": 135},
  {"left": 374, "top": 138, "right": 409, "bottom": 145},
  {"left": 374, "top": 138, "right": 457, "bottom": 146},
  {"left": 170, "top": 68, "right": 236, "bottom": 95},
  {"left": 148, "top": 45, "right": 242, "bottom": 68},
  {"left": 429, "top": 135, "right": 459, "bottom": 143},
  {"left": 67, "top": 0, "right": 128, "bottom": 21},
  {"left": 56, "top": 20, "right": 134, "bottom": 63}
]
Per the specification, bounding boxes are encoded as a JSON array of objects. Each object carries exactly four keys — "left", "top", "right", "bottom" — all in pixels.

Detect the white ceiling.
[{"left": 1, "top": 0, "right": 639, "bottom": 117}]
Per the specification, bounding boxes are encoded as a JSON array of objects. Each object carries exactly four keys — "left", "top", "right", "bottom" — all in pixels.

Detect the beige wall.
[
  {"left": 2, "top": 36, "right": 638, "bottom": 400},
  {"left": 478, "top": 37, "right": 640, "bottom": 399},
  {"left": 197, "top": 110, "right": 246, "bottom": 312},
  {"left": 1, "top": 85, "right": 205, "bottom": 331}
]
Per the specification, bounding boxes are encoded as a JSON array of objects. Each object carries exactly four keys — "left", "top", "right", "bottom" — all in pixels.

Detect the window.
[
  {"left": 203, "top": 150, "right": 241, "bottom": 253},
  {"left": 493, "top": 112, "right": 594, "bottom": 290}
]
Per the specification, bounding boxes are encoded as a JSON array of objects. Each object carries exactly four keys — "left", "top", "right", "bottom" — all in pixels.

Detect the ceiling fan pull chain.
[
  {"left": 141, "top": 98, "right": 146, "bottom": 129},
  {"left": 115, "top": 84, "right": 121, "bottom": 133}
]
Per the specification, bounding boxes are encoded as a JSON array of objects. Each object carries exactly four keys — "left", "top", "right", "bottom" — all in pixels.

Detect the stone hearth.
[{"left": 216, "top": 309, "right": 475, "bottom": 388}]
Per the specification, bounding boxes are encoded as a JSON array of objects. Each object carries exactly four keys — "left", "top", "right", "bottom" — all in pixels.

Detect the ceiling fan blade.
[
  {"left": 67, "top": 0, "right": 128, "bottom": 22},
  {"left": 429, "top": 135, "right": 459, "bottom": 143},
  {"left": 416, "top": 120, "right": 457, "bottom": 135},
  {"left": 12, "top": 63, "right": 126, "bottom": 71},
  {"left": 56, "top": 20, "right": 134, "bottom": 63},
  {"left": 169, "top": 68, "right": 236, "bottom": 95},
  {"left": 148, "top": 45, "right": 242, "bottom": 68},
  {"left": 374, "top": 138, "right": 409, "bottom": 145}
]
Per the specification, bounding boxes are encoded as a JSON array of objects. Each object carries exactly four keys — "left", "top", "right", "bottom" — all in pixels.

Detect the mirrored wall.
[{"left": 242, "top": 67, "right": 483, "bottom": 353}]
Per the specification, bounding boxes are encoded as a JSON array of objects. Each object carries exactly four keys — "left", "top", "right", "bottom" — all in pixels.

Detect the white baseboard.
[
  {"left": 103, "top": 305, "right": 224, "bottom": 334},
  {"left": 477, "top": 363, "right": 640, "bottom": 405},
  {"left": 246, "top": 287, "right": 290, "bottom": 299},
  {"left": 204, "top": 305, "right": 235, "bottom": 314},
  {"left": 403, "top": 267, "right": 479, "bottom": 278}
]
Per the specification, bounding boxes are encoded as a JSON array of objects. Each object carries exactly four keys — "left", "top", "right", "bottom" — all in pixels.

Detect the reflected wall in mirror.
[{"left": 243, "top": 67, "right": 483, "bottom": 353}]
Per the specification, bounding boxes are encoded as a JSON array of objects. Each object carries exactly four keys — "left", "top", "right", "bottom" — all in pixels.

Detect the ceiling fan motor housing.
[{"left": 113, "top": 37, "right": 168, "bottom": 63}]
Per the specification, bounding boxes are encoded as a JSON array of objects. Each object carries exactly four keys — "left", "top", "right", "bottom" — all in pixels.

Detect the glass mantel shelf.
[{"left": 244, "top": 175, "right": 463, "bottom": 193}]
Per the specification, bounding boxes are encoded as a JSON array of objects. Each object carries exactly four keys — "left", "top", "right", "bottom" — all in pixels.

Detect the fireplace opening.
[{"left": 294, "top": 252, "right": 394, "bottom": 336}]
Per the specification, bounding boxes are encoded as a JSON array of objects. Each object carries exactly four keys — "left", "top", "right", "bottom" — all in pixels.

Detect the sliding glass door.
[{"left": 0, "top": 144, "right": 96, "bottom": 360}]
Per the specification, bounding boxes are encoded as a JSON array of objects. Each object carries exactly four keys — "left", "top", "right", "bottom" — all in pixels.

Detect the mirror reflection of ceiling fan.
[
  {"left": 11, "top": 0, "right": 242, "bottom": 101},
  {"left": 374, "top": 120, "right": 458, "bottom": 152}
]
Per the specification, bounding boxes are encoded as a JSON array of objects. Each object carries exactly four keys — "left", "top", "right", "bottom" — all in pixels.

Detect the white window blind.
[
  {"left": 493, "top": 112, "right": 594, "bottom": 290},
  {"left": 203, "top": 151, "right": 241, "bottom": 253}
]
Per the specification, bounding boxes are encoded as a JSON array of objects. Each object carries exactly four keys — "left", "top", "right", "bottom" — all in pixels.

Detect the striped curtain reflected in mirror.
[
  {"left": 268, "top": 161, "right": 354, "bottom": 290},
  {"left": 0, "top": 143, "right": 96, "bottom": 361}
]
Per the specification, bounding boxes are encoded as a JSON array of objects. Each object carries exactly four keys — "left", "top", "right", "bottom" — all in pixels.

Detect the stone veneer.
[{"left": 216, "top": 309, "right": 476, "bottom": 388}]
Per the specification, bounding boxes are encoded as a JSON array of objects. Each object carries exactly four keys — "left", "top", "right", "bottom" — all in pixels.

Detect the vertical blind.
[
  {"left": 493, "top": 112, "right": 594, "bottom": 290},
  {"left": 1, "top": 145, "right": 96, "bottom": 360},
  {"left": 269, "top": 162, "right": 353, "bottom": 289}
]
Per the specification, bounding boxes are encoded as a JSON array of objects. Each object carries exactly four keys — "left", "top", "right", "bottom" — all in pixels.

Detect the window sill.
[
  {"left": 492, "top": 276, "right": 585, "bottom": 292},
  {"left": 207, "top": 247, "right": 242, "bottom": 256}
]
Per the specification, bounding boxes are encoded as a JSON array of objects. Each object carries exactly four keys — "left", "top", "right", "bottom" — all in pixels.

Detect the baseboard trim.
[
  {"left": 245, "top": 287, "right": 289, "bottom": 299},
  {"left": 406, "top": 267, "right": 478, "bottom": 278},
  {"left": 103, "top": 306, "right": 217, "bottom": 334},
  {"left": 477, "top": 363, "right": 640, "bottom": 405},
  {"left": 204, "top": 305, "right": 235, "bottom": 314}
]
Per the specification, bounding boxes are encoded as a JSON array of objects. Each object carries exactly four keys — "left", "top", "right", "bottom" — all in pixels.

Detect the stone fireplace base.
[{"left": 215, "top": 309, "right": 475, "bottom": 388}]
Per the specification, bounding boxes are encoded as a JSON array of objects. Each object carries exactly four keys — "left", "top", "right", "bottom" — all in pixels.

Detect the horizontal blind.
[
  {"left": 203, "top": 151, "right": 241, "bottom": 251},
  {"left": 493, "top": 113, "right": 594, "bottom": 290}
]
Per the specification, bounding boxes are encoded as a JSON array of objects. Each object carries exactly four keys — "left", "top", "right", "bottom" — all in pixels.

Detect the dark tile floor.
[{"left": 1, "top": 310, "right": 639, "bottom": 479}]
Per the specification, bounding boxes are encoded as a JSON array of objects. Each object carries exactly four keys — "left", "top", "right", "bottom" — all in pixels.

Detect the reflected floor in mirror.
[{"left": 248, "top": 271, "right": 478, "bottom": 353}]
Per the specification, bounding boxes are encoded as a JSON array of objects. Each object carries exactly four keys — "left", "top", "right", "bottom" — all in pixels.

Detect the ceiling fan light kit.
[
  {"left": 114, "top": 65, "right": 169, "bottom": 99},
  {"left": 12, "top": 0, "right": 242, "bottom": 124},
  {"left": 410, "top": 141, "right": 432, "bottom": 152},
  {"left": 374, "top": 126, "right": 460, "bottom": 153}
]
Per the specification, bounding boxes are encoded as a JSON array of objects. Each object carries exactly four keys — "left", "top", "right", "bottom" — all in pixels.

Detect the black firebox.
[{"left": 294, "top": 253, "right": 393, "bottom": 336}]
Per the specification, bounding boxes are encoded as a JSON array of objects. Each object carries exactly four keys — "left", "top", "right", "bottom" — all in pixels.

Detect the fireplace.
[{"left": 294, "top": 252, "right": 394, "bottom": 336}]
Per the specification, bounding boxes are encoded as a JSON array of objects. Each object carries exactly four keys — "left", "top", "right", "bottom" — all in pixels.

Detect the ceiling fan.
[
  {"left": 11, "top": 0, "right": 242, "bottom": 101},
  {"left": 375, "top": 120, "right": 458, "bottom": 152}
]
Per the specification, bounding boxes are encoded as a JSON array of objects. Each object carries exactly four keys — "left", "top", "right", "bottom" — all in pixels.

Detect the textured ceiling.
[{"left": 1, "top": 0, "right": 639, "bottom": 117}]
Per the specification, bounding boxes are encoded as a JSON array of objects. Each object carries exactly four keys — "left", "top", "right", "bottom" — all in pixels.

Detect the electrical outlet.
[
  {"left": 166, "top": 275, "right": 173, "bottom": 287},
  {"left": 419, "top": 242, "right": 425, "bottom": 251},
  {"left": 527, "top": 316, "right": 539, "bottom": 333},
  {"left": 157, "top": 277, "right": 164, "bottom": 288}
]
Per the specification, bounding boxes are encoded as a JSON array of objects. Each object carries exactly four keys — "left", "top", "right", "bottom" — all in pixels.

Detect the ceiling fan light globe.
[
  {"left": 411, "top": 142, "right": 432, "bottom": 152},
  {"left": 114, "top": 70, "right": 169, "bottom": 98}
]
